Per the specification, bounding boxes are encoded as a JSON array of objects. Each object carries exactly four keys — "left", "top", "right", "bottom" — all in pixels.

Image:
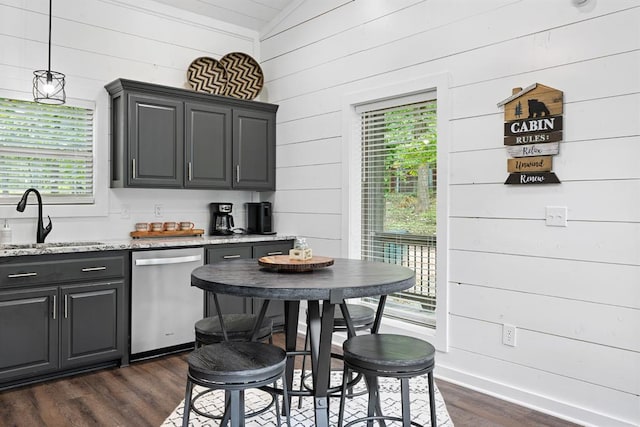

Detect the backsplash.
[{"left": 3, "top": 188, "right": 264, "bottom": 244}]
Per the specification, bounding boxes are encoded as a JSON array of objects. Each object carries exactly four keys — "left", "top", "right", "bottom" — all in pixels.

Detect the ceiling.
[{"left": 151, "top": 0, "right": 298, "bottom": 32}]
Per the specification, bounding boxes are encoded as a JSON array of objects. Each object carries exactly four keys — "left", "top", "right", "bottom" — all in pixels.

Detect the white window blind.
[
  {"left": 0, "top": 97, "right": 94, "bottom": 204},
  {"left": 360, "top": 99, "right": 438, "bottom": 327}
]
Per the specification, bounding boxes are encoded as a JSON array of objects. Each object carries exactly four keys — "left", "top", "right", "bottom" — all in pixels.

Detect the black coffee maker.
[{"left": 209, "top": 203, "right": 235, "bottom": 235}]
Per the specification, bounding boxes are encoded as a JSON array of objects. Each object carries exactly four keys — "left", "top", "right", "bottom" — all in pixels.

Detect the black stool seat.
[
  {"left": 183, "top": 342, "right": 290, "bottom": 427},
  {"left": 195, "top": 314, "right": 273, "bottom": 345},
  {"left": 333, "top": 304, "right": 376, "bottom": 329},
  {"left": 343, "top": 333, "right": 435, "bottom": 373},
  {"left": 338, "top": 334, "right": 437, "bottom": 427},
  {"left": 189, "top": 342, "right": 286, "bottom": 383}
]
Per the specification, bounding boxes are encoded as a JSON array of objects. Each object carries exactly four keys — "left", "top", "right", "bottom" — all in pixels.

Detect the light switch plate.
[{"left": 546, "top": 206, "right": 567, "bottom": 227}]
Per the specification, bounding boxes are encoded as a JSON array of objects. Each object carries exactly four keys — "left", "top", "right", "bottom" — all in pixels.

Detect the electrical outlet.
[
  {"left": 154, "top": 204, "right": 163, "bottom": 217},
  {"left": 120, "top": 205, "right": 130, "bottom": 219},
  {"left": 502, "top": 324, "right": 517, "bottom": 347}
]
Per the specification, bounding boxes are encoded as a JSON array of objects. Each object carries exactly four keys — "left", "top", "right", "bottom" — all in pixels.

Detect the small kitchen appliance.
[
  {"left": 246, "top": 202, "right": 275, "bottom": 235},
  {"left": 210, "top": 202, "right": 235, "bottom": 235}
]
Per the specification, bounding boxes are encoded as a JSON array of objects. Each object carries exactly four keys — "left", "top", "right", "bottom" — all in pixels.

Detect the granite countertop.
[{"left": 0, "top": 234, "right": 296, "bottom": 258}]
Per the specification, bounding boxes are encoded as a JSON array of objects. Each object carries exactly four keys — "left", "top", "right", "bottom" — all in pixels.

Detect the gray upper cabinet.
[
  {"left": 106, "top": 79, "right": 277, "bottom": 191},
  {"left": 128, "top": 94, "right": 184, "bottom": 188},
  {"left": 185, "top": 102, "right": 232, "bottom": 188},
  {"left": 233, "top": 108, "right": 276, "bottom": 190}
]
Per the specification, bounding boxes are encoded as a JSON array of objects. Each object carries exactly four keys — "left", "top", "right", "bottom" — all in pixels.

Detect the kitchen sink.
[{"left": 1, "top": 241, "right": 104, "bottom": 249}]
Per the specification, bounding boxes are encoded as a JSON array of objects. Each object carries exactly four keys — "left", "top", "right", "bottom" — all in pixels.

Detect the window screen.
[
  {"left": 360, "top": 98, "right": 437, "bottom": 327},
  {"left": 0, "top": 97, "right": 94, "bottom": 204}
]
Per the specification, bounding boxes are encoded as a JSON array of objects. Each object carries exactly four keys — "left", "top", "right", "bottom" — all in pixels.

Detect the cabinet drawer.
[
  {"left": 252, "top": 241, "right": 294, "bottom": 258},
  {"left": 0, "top": 255, "right": 125, "bottom": 288},
  {"left": 56, "top": 256, "right": 126, "bottom": 282},
  {"left": 206, "top": 245, "right": 252, "bottom": 263}
]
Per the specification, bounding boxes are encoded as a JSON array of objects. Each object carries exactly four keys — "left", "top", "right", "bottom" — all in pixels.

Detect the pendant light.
[{"left": 33, "top": 0, "right": 65, "bottom": 104}]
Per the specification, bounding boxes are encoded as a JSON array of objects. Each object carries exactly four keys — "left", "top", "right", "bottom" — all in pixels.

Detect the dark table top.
[{"left": 191, "top": 258, "right": 415, "bottom": 301}]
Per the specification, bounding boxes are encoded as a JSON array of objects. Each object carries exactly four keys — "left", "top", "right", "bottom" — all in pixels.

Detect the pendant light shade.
[{"left": 33, "top": 0, "right": 65, "bottom": 104}]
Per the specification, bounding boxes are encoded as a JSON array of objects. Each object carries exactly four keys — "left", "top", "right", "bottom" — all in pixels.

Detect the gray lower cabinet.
[
  {"left": 0, "top": 252, "right": 128, "bottom": 387},
  {"left": 0, "top": 287, "right": 58, "bottom": 381},
  {"left": 205, "top": 244, "right": 252, "bottom": 315},
  {"left": 60, "top": 281, "right": 125, "bottom": 369},
  {"left": 204, "top": 241, "right": 294, "bottom": 328}
]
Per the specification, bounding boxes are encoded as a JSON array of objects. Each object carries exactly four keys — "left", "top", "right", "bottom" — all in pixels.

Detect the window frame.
[
  {"left": 0, "top": 90, "right": 108, "bottom": 220},
  {"left": 358, "top": 97, "right": 438, "bottom": 327},
  {"left": 341, "top": 73, "right": 451, "bottom": 352}
]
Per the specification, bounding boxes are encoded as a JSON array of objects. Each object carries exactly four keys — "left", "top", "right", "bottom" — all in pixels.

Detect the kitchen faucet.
[{"left": 16, "top": 188, "right": 53, "bottom": 243}]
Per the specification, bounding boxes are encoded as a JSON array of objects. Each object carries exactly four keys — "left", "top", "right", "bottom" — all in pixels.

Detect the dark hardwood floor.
[{"left": 0, "top": 333, "right": 582, "bottom": 427}]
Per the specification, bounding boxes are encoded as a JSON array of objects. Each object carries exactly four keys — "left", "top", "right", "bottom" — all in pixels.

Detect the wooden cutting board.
[{"left": 258, "top": 255, "right": 334, "bottom": 272}]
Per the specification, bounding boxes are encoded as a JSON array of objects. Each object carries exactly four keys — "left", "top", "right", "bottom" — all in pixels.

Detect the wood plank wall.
[
  {"left": 0, "top": 0, "right": 261, "bottom": 241},
  {"left": 261, "top": 1, "right": 640, "bottom": 426}
]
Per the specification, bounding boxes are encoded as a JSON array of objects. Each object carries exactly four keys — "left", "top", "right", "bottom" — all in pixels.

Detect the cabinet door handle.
[
  {"left": 267, "top": 251, "right": 283, "bottom": 255},
  {"left": 64, "top": 295, "right": 68, "bottom": 319},
  {"left": 223, "top": 254, "right": 241, "bottom": 259},
  {"left": 81, "top": 266, "right": 107, "bottom": 272},
  {"left": 188, "top": 162, "right": 193, "bottom": 181},
  {"left": 52, "top": 295, "right": 57, "bottom": 320},
  {"left": 236, "top": 165, "right": 240, "bottom": 183},
  {"left": 8, "top": 272, "right": 37, "bottom": 278},
  {"left": 132, "top": 158, "right": 137, "bottom": 179}
]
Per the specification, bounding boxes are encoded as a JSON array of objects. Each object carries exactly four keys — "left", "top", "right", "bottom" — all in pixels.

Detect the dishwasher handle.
[{"left": 135, "top": 254, "right": 202, "bottom": 266}]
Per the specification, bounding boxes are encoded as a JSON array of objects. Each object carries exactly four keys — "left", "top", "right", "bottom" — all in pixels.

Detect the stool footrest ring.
[
  {"left": 190, "top": 388, "right": 276, "bottom": 420},
  {"left": 343, "top": 415, "right": 424, "bottom": 427}
]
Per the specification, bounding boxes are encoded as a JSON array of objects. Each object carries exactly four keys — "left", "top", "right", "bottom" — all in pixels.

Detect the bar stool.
[
  {"left": 192, "top": 313, "right": 275, "bottom": 422},
  {"left": 337, "top": 334, "right": 436, "bottom": 427},
  {"left": 195, "top": 313, "right": 273, "bottom": 346},
  {"left": 182, "top": 341, "right": 290, "bottom": 427},
  {"left": 297, "top": 303, "right": 376, "bottom": 404}
]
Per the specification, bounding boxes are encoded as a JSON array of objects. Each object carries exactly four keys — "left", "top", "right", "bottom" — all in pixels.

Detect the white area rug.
[{"left": 162, "top": 370, "right": 454, "bottom": 426}]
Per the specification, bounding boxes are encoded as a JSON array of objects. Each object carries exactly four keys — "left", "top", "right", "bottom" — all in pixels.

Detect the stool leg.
[
  {"left": 229, "top": 390, "right": 242, "bottom": 427},
  {"left": 364, "top": 375, "right": 387, "bottom": 427},
  {"left": 428, "top": 371, "right": 437, "bottom": 427},
  {"left": 274, "top": 387, "right": 282, "bottom": 427},
  {"left": 400, "top": 378, "right": 411, "bottom": 427},
  {"left": 281, "top": 372, "right": 291, "bottom": 427},
  {"left": 369, "top": 374, "right": 388, "bottom": 427},
  {"left": 182, "top": 379, "right": 193, "bottom": 427},
  {"left": 220, "top": 391, "right": 231, "bottom": 426},
  {"left": 298, "top": 320, "right": 310, "bottom": 408},
  {"left": 337, "top": 365, "right": 350, "bottom": 427}
]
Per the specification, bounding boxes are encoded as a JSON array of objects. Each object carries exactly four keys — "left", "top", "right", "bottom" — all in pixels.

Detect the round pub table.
[{"left": 191, "top": 257, "right": 415, "bottom": 427}]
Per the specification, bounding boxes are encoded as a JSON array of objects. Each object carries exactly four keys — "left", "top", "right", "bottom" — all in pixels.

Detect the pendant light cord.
[{"left": 47, "top": 0, "right": 52, "bottom": 73}]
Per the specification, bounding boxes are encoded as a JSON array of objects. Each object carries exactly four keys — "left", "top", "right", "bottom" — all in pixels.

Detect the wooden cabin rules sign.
[{"left": 497, "top": 83, "right": 563, "bottom": 185}]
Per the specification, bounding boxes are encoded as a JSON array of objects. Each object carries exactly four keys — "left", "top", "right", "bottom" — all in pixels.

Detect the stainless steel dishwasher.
[{"left": 131, "top": 247, "right": 204, "bottom": 357}]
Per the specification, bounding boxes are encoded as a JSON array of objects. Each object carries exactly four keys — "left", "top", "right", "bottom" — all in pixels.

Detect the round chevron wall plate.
[
  {"left": 187, "top": 57, "right": 227, "bottom": 95},
  {"left": 219, "top": 52, "right": 264, "bottom": 100}
]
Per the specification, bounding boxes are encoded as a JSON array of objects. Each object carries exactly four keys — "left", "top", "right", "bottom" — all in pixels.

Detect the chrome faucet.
[{"left": 16, "top": 188, "right": 53, "bottom": 243}]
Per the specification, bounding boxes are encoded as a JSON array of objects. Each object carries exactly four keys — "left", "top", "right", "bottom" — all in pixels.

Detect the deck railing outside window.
[{"left": 363, "top": 232, "right": 437, "bottom": 327}]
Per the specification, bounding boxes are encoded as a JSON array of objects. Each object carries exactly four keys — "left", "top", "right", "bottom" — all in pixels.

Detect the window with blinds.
[
  {"left": 360, "top": 98, "right": 438, "bottom": 327},
  {"left": 0, "top": 97, "right": 94, "bottom": 204}
]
